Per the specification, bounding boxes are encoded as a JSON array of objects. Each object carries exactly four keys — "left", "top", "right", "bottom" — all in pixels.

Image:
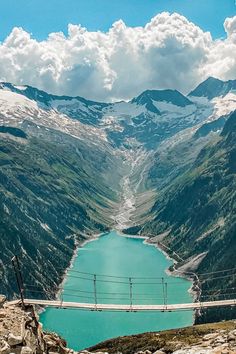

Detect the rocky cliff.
[{"left": 0, "top": 296, "right": 76, "bottom": 354}]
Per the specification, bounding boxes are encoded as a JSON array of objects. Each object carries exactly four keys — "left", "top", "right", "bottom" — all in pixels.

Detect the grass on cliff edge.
[{"left": 88, "top": 321, "right": 236, "bottom": 354}]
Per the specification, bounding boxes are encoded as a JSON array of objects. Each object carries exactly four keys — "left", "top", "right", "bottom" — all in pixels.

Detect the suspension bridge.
[
  {"left": 9, "top": 298, "right": 236, "bottom": 312},
  {"left": 8, "top": 256, "right": 236, "bottom": 312}
]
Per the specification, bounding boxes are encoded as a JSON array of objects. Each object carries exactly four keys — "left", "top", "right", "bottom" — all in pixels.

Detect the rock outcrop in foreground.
[
  {"left": 0, "top": 298, "right": 74, "bottom": 354},
  {"left": 0, "top": 298, "right": 236, "bottom": 354}
]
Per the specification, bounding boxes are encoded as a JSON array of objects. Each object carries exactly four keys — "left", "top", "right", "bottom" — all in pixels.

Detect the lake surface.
[{"left": 40, "top": 231, "right": 193, "bottom": 350}]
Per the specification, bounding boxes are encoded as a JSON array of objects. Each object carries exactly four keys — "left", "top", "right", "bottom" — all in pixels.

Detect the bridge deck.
[{"left": 9, "top": 299, "right": 236, "bottom": 312}]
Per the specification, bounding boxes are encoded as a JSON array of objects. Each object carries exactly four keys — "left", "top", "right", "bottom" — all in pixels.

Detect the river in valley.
[{"left": 40, "top": 231, "right": 193, "bottom": 350}]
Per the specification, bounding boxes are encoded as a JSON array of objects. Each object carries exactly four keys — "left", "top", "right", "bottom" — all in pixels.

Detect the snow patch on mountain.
[
  {"left": 211, "top": 92, "right": 236, "bottom": 118},
  {"left": 51, "top": 98, "right": 92, "bottom": 115},
  {"left": 0, "top": 78, "right": 236, "bottom": 153},
  {"left": 105, "top": 101, "right": 145, "bottom": 119},
  {"left": 153, "top": 101, "right": 196, "bottom": 115},
  {"left": 0, "top": 90, "right": 37, "bottom": 110},
  {"left": 0, "top": 89, "right": 108, "bottom": 146},
  {"left": 100, "top": 102, "right": 146, "bottom": 130},
  {"left": 13, "top": 85, "right": 27, "bottom": 91}
]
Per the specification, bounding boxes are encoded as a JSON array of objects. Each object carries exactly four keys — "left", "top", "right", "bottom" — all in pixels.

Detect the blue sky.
[
  {"left": 0, "top": 0, "right": 235, "bottom": 101},
  {"left": 0, "top": 0, "right": 235, "bottom": 41}
]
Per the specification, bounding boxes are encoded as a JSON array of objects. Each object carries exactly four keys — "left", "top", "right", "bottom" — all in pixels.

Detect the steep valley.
[{"left": 0, "top": 77, "right": 236, "bottom": 327}]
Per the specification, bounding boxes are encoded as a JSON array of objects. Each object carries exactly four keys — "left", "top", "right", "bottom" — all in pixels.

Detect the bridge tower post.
[
  {"left": 161, "top": 279, "right": 168, "bottom": 309},
  {"left": 11, "top": 256, "right": 25, "bottom": 309},
  {"left": 93, "top": 274, "right": 97, "bottom": 309},
  {"left": 165, "top": 282, "right": 168, "bottom": 309},
  {"left": 129, "top": 277, "right": 133, "bottom": 311}
]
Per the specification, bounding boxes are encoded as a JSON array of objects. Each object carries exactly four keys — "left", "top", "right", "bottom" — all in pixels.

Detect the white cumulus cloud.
[{"left": 0, "top": 12, "right": 236, "bottom": 101}]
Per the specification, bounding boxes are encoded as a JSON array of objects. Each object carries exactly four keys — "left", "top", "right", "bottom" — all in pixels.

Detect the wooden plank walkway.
[{"left": 9, "top": 298, "right": 236, "bottom": 312}]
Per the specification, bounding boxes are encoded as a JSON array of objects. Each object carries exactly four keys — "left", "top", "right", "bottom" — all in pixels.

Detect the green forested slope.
[
  {"left": 0, "top": 125, "right": 119, "bottom": 298},
  {"left": 127, "top": 111, "right": 236, "bottom": 320}
]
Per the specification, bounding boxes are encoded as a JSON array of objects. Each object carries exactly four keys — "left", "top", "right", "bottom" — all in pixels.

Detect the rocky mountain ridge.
[
  {"left": 1, "top": 77, "right": 235, "bottom": 150},
  {"left": 189, "top": 77, "right": 236, "bottom": 100}
]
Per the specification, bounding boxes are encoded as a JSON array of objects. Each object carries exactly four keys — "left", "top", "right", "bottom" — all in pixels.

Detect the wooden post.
[
  {"left": 12, "top": 256, "right": 25, "bottom": 308},
  {"left": 93, "top": 274, "right": 97, "bottom": 308},
  {"left": 162, "top": 278, "right": 166, "bottom": 308},
  {"left": 129, "top": 277, "right": 133, "bottom": 311},
  {"left": 165, "top": 282, "right": 168, "bottom": 309},
  {"left": 60, "top": 292, "right": 63, "bottom": 308}
]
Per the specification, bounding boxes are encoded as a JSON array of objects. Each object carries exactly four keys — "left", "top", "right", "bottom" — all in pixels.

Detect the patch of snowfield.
[{"left": 0, "top": 83, "right": 236, "bottom": 152}]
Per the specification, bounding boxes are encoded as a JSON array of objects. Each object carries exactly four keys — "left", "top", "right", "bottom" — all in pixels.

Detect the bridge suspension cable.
[
  {"left": 19, "top": 271, "right": 236, "bottom": 311},
  {"left": 8, "top": 255, "right": 236, "bottom": 312}
]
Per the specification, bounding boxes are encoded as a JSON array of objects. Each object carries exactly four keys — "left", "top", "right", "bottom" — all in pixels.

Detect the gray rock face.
[
  {"left": 171, "top": 328, "right": 236, "bottom": 353},
  {"left": 20, "top": 346, "right": 33, "bottom": 354},
  {"left": 0, "top": 297, "right": 6, "bottom": 309},
  {"left": 202, "top": 333, "right": 219, "bottom": 341},
  {"left": 0, "top": 340, "right": 10, "bottom": 354},
  {"left": 0, "top": 303, "right": 73, "bottom": 354},
  {"left": 7, "top": 334, "right": 23, "bottom": 346}
]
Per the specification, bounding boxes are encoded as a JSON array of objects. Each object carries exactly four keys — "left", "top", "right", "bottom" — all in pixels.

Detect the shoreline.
[
  {"left": 39, "top": 228, "right": 197, "bottom": 325},
  {"left": 117, "top": 229, "right": 199, "bottom": 323},
  {"left": 56, "top": 231, "right": 105, "bottom": 300},
  {"left": 37, "top": 232, "right": 105, "bottom": 315}
]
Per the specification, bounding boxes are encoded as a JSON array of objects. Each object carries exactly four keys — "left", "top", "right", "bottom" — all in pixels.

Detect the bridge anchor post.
[
  {"left": 162, "top": 278, "right": 167, "bottom": 310},
  {"left": 129, "top": 277, "right": 133, "bottom": 312},
  {"left": 165, "top": 282, "right": 168, "bottom": 310},
  {"left": 11, "top": 256, "right": 25, "bottom": 309},
  {"left": 93, "top": 274, "right": 97, "bottom": 310}
]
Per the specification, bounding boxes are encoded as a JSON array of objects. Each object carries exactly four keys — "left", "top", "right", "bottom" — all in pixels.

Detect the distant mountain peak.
[
  {"left": 0, "top": 82, "right": 109, "bottom": 108},
  {"left": 0, "top": 82, "right": 53, "bottom": 106},
  {"left": 131, "top": 89, "right": 193, "bottom": 109},
  {"left": 189, "top": 77, "right": 236, "bottom": 100},
  {"left": 203, "top": 76, "right": 222, "bottom": 84}
]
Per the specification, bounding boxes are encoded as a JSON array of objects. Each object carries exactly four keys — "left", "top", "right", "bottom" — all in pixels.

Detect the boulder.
[
  {"left": 203, "top": 333, "right": 219, "bottom": 341},
  {"left": 0, "top": 340, "right": 10, "bottom": 354},
  {"left": 20, "top": 347, "right": 33, "bottom": 354},
  {"left": 0, "top": 312, "right": 6, "bottom": 319},
  {"left": 0, "top": 296, "right": 6, "bottom": 309},
  {"left": 228, "top": 332, "right": 236, "bottom": 341},
  {"left": 7, "top": 345, "right": 22, "bottom": 354},
  {"left": 8, "top": 334, "right": 23, "bottom": 346},
  {"left": 23, "top": 329, "right": 37, "bottom": 350},
  {"left": 214, "top": 336, "right": 226, "bottom": 344}
]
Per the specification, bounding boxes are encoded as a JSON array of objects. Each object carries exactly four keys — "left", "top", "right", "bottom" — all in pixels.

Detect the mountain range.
[{"left": 0, "top": 76, "right": 236, "bottom": 323}]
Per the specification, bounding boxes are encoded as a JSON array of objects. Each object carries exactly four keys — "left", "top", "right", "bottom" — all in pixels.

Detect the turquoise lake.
[{"left": 40, "top": 231, "right": 193, "bottom": 350}]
